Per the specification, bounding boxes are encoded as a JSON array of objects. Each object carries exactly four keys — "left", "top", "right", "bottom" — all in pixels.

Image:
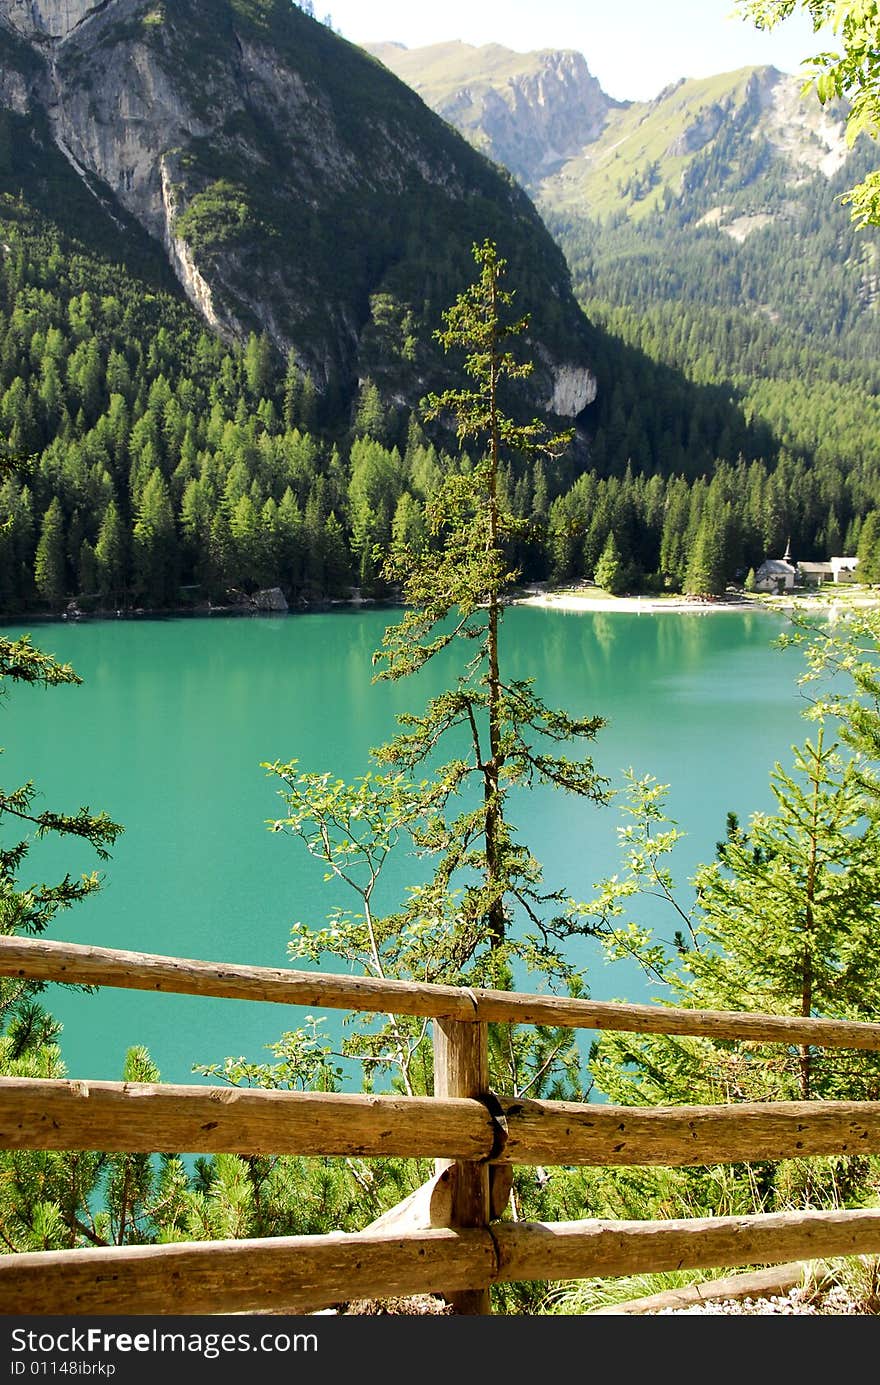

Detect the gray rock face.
[
  {"left": 252, "top": 587, "right": 289, "bottom": 612},
  {"left": 371, "top": 43, "right": 618, "bottom": 189},
  {"left": 0, "top": 0, "right": 596, "bottom": 414},
  {"left": 665, "top": 103, "right": 724, "bottom": 158},
  {"left": 51, "top": 26, "right": 211, "bottom": 243},
  {"left": 546, "top": 362, "right": 598, "bottom": 418},
  {"left": 0, "top": 63, "right": 30, "bottom": 114},
  {"left": 159, "top": 156, "right": 224, "bottom": 334},
  {"left": 1, "top": 0, "right": 100, "bottom": 41}
]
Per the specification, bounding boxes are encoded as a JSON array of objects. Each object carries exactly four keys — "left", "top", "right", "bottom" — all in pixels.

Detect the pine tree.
[
  {"left": 132, "top": 469, "right": 177, "bottom": 607},
  {"left": 347, "top": 438, "right": 403, "bottom": 593},
  {"left": 77, "top": 538, "right": 98, "bottom": 596},
  {"left": 0, "top": 479, "right": 33, "bottom": 608},
  {"left": 659, "top": 477, "right": 691, "bottom": 589},
  {"left": 208, "top": 510, "right": 235, "bottom": 598},
  {"left": 789, "top": 609, "right": 880, "bottom": 810},
  {"left": 589, "top": 729, "right": 880, "bottom": 1110},
  {"left": 229, "top": 494, "right": 261, "bottom": 590},
  {"left": 389, "top": 491, "right": 426, "bottom": 562},
  {"left": 34, "top": 498, "right": 66, "bottom": 606},
  {"left": 594, "top": 531, "right": 625, "bottom": 594},
  {"left": 276, "top": 488, "right": 304, "bottom": 594},
  {"left": 856, "top": 510, "right": 880, "bottom": 584},
  {"left": 352, "top": 379, "right": 388, "bottom": 443},
  {"left": 298, "top": 372, "right": 318, "bottom": 434},
  {"left": 376, "top": 240, "right": 606, "bottom": 949},
  {"left": 282, "top": 351, "right": 303, "bottom": 430},
  {"left": 243, "top": 332, "right": 273, "bottom": 401},
  {"left": 322, "top": 511, "right": 351, "bottom": 597},
  {"left": 95, "top": 500, "right": 127, "bottom": 605},
  {"left": 688, "top": 727, "right": 880, "bottom": 1099},
  {"left": 823, "top": 506, "right": 843, "bottom": 560},
  {"left": 684, "top": 512, "right": 726, "bottom": 596},
  {"left": 265, "top": 241, "right": 609, "bottom": 1095}
]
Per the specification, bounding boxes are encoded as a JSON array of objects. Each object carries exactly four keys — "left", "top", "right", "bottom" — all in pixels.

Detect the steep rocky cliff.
[
  {"left": 365, "top": 41, "right": 621, "bottom": 188},
  {"left": 1, "top": 0, "right": 100, "bottom": 41},
  {"left": 0, "top": 0, "right": 597, "bottom": 415}
]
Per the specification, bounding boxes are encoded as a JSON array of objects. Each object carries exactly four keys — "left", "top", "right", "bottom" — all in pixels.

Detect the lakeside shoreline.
[
  {"left": 4, "top": 587, "right": 879, "bottom": 627},
  {"left": 512, "top": 585, "right": 880, "bottom": 616}
]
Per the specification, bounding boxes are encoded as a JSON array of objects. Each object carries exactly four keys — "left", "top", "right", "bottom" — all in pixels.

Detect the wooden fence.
[{"left": 2, "top": 935, "right": 880, "bottom": 1315}]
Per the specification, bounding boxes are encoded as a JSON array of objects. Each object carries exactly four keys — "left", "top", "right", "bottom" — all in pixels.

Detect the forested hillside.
[
  {"left": 543, "top": 129, "right": 880, "bottom": 586},
  {"left": 0, "top": 0, "right": 595, "bottom": 414},
  {"left": 361, "top": 40, "right": 880, "bottom": 596},
  {"left": 2, "top": 13, "right": 880, "bottom": 616},
  {"left": 0, "top": 0, "right": 598, "bottom": 616},
  {"left": 2, "top": 178, "right": 879, "bottom": 615}
]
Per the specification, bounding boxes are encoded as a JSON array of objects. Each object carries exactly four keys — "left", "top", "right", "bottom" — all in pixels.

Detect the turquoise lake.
[{"left": 2, "top": 605, "right": 809, "bottom": 1086}]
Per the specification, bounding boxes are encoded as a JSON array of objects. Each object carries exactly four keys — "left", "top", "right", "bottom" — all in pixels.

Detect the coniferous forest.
[{"left": 2, "top": 122, "right": 880, "bottom": 617}]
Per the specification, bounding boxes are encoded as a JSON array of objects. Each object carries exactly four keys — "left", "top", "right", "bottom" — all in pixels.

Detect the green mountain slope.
[
  {"left": 535, "top": 65, "right": 850, "bottom": 220},
  {"left": 361, "top": 37, "right": 880, "bottom": 595},
  {"left": 0, "top": 0, "right": 596, "bottom": 418},
  {"left": 365, "top": 42, "right": 851, "bottom": 223},
  {"left": 362, "top": 44, "right": 880, "bottom": 489}
]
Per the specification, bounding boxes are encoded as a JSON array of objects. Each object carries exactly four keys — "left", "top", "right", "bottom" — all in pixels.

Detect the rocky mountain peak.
[{"left": 365, "top": 40, "right": 619, "bottom": 187}]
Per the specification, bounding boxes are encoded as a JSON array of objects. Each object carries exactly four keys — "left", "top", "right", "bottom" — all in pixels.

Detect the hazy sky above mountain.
[{"left": 328, "top": 0, "right": 832, "bottom": 102}]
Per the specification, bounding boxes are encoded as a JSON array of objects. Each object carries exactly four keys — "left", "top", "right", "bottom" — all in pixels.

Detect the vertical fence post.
[{"left": 433, "top": 1017, "right": 492, "bottom": 1314}]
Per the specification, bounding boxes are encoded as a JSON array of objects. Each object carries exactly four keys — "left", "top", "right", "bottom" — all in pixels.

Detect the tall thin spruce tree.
[
  {"left": 264, "top": 241, "right": 609, "bottom": 1092},
  {"left": 373, "top": 239, "right": 608, "bottom": 951}
]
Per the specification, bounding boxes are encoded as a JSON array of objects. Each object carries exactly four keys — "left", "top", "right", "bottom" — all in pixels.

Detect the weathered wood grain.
[
  {"left": 0, "top": 1228, "right": 497, "bottom": 1316},
  {"left": 434, "top": 1018, "right": 491, "bottom": 1315},
  {"left": 3, "top": 1212, "right": 876, "bottom": 1316},
  {"left": 495, "top": 1096, "right": 880, "bottom": 1166},
  {"left": 5, "top": 1078, "right": 878, "bottom": 1170},
  {"left": 366, "top": 1168, "right": 454, "bottom": 1233},
  {"left": 0, "top": 1077, "right": 493, "bottom": 1159},
  {"left": 493, "top": 1209, "right": 880, "bottom": 1284},
  {"left": 4, "top": 936, "right": 880, "bottom": 1049},
  {"left": 0, "top": 936, "right": 476, "bottom": 1019},
  {"left": 588, "top": 1261, "right": 814, "bottom": 1314}
]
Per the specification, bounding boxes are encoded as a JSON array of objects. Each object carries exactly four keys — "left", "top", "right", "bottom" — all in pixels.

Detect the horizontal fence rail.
[
  {"left": 491, "top": 1208, "right": 880, "bottom": 1292},
  {"left": 498, "top": 1096, "right": 880, "bottom": 1167},
  {"left": 0, "top": 1228, "right": 496, "bottom": 1317},
  {"left": 5, "top": 935, "right": 880, "bottom": 1049},
  {"left": 5, "top": 934, "right": 880, "bottom": 1316},
  {"left": 4, "top": 1209, "right": 880, "bottom": 1316},
  {"left": 0, "top": 1078, "right": 491, "bottom": 1160},
  {"left": 5, "top": 1078, "right": 880, "bottom": 1167}
]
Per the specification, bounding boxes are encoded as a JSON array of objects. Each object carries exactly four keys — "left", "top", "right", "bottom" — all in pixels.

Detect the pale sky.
[{"left": 324, "top": 0, "right": 833, "bottom": 103}]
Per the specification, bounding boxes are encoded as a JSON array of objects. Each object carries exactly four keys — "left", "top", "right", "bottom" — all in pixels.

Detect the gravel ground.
[
  {"left": 333, "top": 1287, "right": 868, "bottom": 1314},
  {"left": 654, "top": 1285, "right": 865, "bottom": 1314},
  {"left": 322, "top": 1280, "right": 877, "bottom": 1315}
]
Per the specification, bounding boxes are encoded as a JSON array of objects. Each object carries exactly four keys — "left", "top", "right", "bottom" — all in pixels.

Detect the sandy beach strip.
[{"left": 512, "top": 588, "right": 880, "bottom": 616}]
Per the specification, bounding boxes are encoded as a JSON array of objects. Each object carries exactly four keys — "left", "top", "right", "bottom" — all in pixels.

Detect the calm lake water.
[{"left": 4, "top": 605, "right": 808, "bottom": 1085}]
